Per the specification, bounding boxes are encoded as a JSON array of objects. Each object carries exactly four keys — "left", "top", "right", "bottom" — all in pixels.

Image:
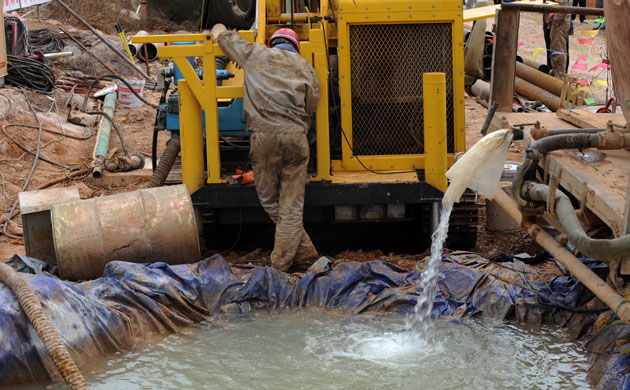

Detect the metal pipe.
[
  {"left": 42, "top": 51, "right": 74, "bottom": 59},
  {"left": 530, "top": 127, "right": 606, "bottom": 140},
  {"left": 138, "top": 41, "right": 163, "bottom": 62},
  {"left": 481, "top": 101, "right": 499, "bottom": 135},
  {"left": 515, "top": 61, "right": 563, "bottom": 96},
  {"left": 267, "top": 12, "right": 309, "bottom": 23},
  {"left": 501, "top": 3, "right": 604, "bottom": 15},
  {"left": 59, "top": 27, "right": 118, "bottom": 75},
  {"left": 92, "top": 92, "right": 117, "bottom": 178},
  {"left": 53, "top": 0, "right": 154, "bottom": 82},
  {"left": 493, "top": 189, "right": 630, "bottom": 324},
  {"left": 128, "top": 30, "right": 148, "bottom": 57},
  {"left": 51, "top": 184, "right": 200, "bottom": 280},
  {"left": 518, "top": 56, "right": 550, "bottom": 74},
  {"left": 514, "top": 76, "right": 560, "bottom": 112},
  {"left": 523, "top": 182, "right": 630, "bottom": 262},
  {"left": 470, "top": 79, "right": 490, "bottom": 101}
]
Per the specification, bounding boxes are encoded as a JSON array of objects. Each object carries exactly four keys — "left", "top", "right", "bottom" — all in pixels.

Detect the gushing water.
[
  {"left": 406, "top": 129, "right": 516, "bottom": 341},
  {"left": 405, "top": 201, "right": 453, "bottom": 340}
]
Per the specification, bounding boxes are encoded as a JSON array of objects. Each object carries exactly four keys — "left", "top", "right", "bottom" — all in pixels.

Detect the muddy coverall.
[
  {"left": 544, "top": 0, "right": 571, "bottom": 79},
  {"left": 217, "top": 31, "right": 320, "bottom": 272}
]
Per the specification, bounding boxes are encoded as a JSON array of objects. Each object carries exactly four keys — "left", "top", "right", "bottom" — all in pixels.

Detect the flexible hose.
[
  {"left": 147, "top": 137, "right": 180, "bottom": 188},
  {"left": 0, "top": 263, "right": 87, "bottom": 389},
  {"left": 512, "top": 133, "right": 599, "bottom": 207},
  {"left": 523, "top": 182, "right": 630, "bottom": 262}
]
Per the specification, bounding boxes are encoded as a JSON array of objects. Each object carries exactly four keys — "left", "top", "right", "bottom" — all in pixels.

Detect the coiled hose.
[
  {"left": 147, "top": 137, "right": 180, "bottom": 188},
  {"left": 0, "top": 263, "right": 87, "bottom": 389}
]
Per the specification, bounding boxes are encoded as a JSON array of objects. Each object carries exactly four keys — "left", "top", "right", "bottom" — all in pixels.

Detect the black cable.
[
  {"left": 28, "top": 28, "right": 64, "bottom": 53},
  {"left": 2, "top": 124, "right": 85, "bottom": 170},
  {"left": 6, "top": 55, "right": 56, "bottom": 93},
  {"left": 3, "top": 95, "right": 52, "bottom": 239}
]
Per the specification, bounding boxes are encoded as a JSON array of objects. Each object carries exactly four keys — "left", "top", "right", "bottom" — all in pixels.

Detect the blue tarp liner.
[{"left": 0, "top": 253, "right": 621, "bottom": 387}]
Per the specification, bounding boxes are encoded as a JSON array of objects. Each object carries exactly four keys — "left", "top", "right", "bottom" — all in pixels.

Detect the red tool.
[
  {"left": 227, "top": 169, "right": 255, "bottom": 185},
  {"left": 596, "top": 97, "right": 617, "bottom": 113}
]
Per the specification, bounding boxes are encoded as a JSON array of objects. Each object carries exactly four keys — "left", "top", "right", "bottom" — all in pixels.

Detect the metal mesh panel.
[{"left": 349, "top": 23, "right": 455, "bottom": 155}]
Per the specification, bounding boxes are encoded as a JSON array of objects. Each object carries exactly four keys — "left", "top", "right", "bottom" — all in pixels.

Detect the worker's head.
[{"left": 267, "top": 28, "right": 300, "bottom": 53}]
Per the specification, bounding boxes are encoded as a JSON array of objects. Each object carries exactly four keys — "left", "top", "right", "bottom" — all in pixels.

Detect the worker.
[
  {"left": 543, "top": 0, "right": 571, "bottom": 79},
  {"left": 214, "top": 25, "right": 321, "bottom": 272},
  {"left": 571, "top": 0, "right": 586, "bottom": 24}
]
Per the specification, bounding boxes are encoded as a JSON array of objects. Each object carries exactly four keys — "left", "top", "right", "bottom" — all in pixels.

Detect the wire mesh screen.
[{"left": 349, "top": 23, "right": 455, "bottom": 156}]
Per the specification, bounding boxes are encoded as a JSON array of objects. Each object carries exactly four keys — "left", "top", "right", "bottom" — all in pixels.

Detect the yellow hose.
[{"left": 0, "top": 263, "right": 88, "bottom": 389}]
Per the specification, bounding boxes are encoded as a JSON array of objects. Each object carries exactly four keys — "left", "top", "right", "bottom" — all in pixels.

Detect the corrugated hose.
[{"left": 0, "top": 263, "right": 87, "bottom": 389}]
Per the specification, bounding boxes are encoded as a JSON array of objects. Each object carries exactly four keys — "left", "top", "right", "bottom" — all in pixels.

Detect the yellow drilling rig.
[{"left": 133, "top": 0, "right": 476, "bottom": 251}]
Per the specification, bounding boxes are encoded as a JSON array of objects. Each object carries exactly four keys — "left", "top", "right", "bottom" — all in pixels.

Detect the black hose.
[
  {"left": 29, "top": 28, "right": 64, "bottom": 53},
  {"left": 512, "top": 133, "right": 599, "bottom": 207},
  {"left": 532, "top": 133, "right": 599, "bottom": 155},
  {"left": 147, "top": 137, "right": 180, "bottom": 188},
  {"left": 2, "top": 124, "right": 87, "bottom": 169},
  {"left": 523, "top": 183, "right": 630, "bottom": 262}
]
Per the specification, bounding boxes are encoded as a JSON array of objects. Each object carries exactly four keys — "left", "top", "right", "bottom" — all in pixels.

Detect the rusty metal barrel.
[{"left": 51, "top": 184, "right": 200, "bottom": 280}]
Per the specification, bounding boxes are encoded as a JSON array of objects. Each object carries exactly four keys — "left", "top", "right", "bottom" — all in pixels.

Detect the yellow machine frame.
[
  {"left": 333, "top": 0, "right": 466, "bottom": 172},
  {"left": 132, "top": 0, "right": 463, "bottom": 194}
]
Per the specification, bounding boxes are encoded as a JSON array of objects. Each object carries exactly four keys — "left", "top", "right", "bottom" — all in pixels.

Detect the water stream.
[{"left": 405, "top": 202, "right": 453, "bottom": 340}]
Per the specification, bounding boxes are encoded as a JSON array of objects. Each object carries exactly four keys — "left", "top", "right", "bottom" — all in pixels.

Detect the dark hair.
[{"left": 270, "top": 37, "right": 297, "bottom": 51}]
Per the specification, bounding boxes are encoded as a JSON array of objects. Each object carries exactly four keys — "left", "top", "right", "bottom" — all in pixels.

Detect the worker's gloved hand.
[{"left": 211, "top": 23, "right": 227, "bottom": 37}]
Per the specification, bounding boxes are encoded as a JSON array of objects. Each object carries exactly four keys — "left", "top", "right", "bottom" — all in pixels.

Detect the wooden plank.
[
  {"left": 547, "top": 149, "right": 630, "bottom": 237},
  {"left": 488, "top": 112, "right": 575, "bottom": 133},
  {"left": 463, "top": 0, "right": 557, "bottom": 22},
  {"left": 463, "top": 4, "right": 500, "bottom": 22},
  {"left": 490, "top": 8, "right": 520, "bottom": 112},
  {"left": 557, "top": 109, "right": 627, "bottom": 128}
]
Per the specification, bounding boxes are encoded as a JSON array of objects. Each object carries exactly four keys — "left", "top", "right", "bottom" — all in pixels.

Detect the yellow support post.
[
  {"left": 312, "top": 51, "right": 331, "bottom": 181},
  {"left": 203, "top": 37, "right": 221, "bottom": 184},
  {"left": 178, "top": 80, "right": 205, "bottom": 194},
  {"left": 423, "top": 72, "right": 448, "bottom": 193}
]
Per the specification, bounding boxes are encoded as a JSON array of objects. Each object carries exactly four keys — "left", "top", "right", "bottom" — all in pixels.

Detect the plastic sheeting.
[{"left": 0, "top": 253, "right": 610, "bottom": 386}]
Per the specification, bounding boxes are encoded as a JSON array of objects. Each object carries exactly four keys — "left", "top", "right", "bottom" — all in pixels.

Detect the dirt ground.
[{"left": 0, "top": 7, "right": 608, "bottom": 265}]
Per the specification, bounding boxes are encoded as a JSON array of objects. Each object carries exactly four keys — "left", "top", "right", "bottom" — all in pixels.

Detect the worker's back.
[{"left": 217, "top": 31, "right": 320, "bottom": 134}]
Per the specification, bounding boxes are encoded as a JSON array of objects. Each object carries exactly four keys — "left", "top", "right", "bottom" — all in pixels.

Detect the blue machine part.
[{"left": 165, "top": 95, "right": 248, "bottom": 137}]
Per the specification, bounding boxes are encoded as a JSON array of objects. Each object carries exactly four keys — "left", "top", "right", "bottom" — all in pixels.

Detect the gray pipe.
[
  {"left": 523, "top": 183, "right": 630, "bottom": 262},
  {"left": 512, "top": 133, "right": 599, "bottom": 207}
]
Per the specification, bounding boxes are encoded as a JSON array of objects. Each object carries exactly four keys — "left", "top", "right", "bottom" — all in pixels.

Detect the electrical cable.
[
  {"left": 28, "top": 28, "right": 65, "bottom": 53},
  {"left": 2, "top": 94, "right": 54, "bottom": 239},
  {"left": 6, "top": 55, "right": 56, "bottom": 93}
]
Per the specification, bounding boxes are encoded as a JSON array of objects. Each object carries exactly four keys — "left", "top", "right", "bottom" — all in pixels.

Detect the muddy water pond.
[{"left": 40, "top": 312, "right": 590, "bottom": 389}]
